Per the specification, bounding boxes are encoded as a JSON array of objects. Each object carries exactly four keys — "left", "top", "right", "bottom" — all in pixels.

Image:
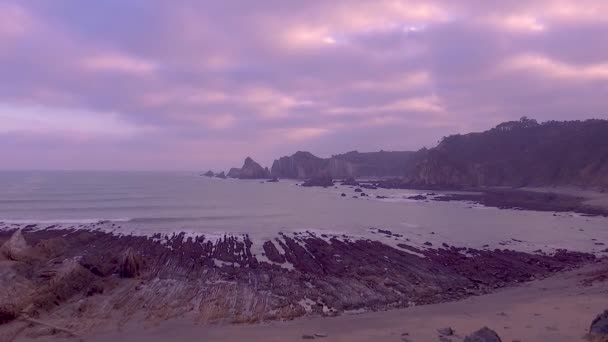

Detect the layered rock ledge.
[{"left": 0, "top": 226, "right": 596, "bottom": 338}]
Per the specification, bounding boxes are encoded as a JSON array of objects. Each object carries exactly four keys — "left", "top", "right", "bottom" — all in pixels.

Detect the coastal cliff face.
[
  {"left": 270, "top": 151, "right": 417, "bottom": 179},
  {"left": 409, "top": 118, "right": 608, "bottom": 188},
  {"left": 271, "top": 151, "right": 328, "bottom": 178},
  {"left": 234, "top": 157, "right": 270, "bottom": 179}
]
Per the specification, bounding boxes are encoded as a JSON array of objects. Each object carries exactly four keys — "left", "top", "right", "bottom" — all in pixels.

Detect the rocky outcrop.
[
  {"left": 301, "top": 175, "right": 334, "bottom": 187},
  {"left": 236, "top": 157, "right": 270, "bottom": 179},
  {"left": 588, "top": 309, "right": 608, "bottom": 341},
  {"left": 271, "top": 150, "right": 417, "bottom": 179},
  {"left": 119, "top": 248, "right": 143, "bottom": 278},
  {"left": 0, "top": 227, "right": 595, "bottom": 336},
  {"left": 202, "top": 171, "right": 214, "bottom": 177},
  {"left": 271, "top": 151, "right": 327, "bottom": 179},
  {"left": 0, "top": 230, "right": 29, "bottom": 261},
  {"left": 227, "top": 168, "right": 241, "bottom": 178},
  {"left": 215, "top": 171, "right": 227, "bottom": 179},
  {"left": 463, "top": 327, "right": 502, "bottom": 342}
]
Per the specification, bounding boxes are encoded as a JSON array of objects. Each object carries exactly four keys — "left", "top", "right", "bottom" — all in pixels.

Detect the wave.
[
  {"left": 0, "top": 218, "right": 131, "bottom": 225},
  {"left": 128, "top": 214, "right": 281, "bottom": 224}
]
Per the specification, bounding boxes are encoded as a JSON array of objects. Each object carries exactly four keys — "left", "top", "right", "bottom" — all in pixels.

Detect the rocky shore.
[{"left": 0, "top": 224, "right": 598, "bottom": 340}]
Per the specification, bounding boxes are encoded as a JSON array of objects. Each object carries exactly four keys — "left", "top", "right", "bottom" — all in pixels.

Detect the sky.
[{"left": 0, "top": 0, "right": 607, "bottom": 171}]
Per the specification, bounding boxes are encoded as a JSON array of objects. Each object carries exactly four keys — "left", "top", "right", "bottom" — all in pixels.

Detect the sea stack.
[{"left": 237, "top": 157, "right": 270, "bottom": 179}]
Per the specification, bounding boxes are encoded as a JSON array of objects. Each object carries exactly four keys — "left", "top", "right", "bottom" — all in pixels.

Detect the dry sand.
[{"left": 68, "top": 263, "right": 608, "bottom": 342}]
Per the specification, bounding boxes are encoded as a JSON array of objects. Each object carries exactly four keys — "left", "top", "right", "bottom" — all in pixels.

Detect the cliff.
[
  {"left": 270, "top": 150, "right": 417, "bottom": 179},
  {"left": 408, "top": 118, "right": 608, "bottom": 188}
]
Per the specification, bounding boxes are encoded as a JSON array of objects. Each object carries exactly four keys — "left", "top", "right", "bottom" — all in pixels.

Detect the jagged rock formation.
[
  {"left": 119, "top": 248, "right": 143, "bottom": 278},
  {"left": 270, "top": 150, "right": 417, "bottom": 179},
  {"left": 408, "top": 118, "right": 608, "bottom": 189},
  {"left": 227, "top": 168, "right": 241, "bottom": 178},
  {"left": 589, "top": 309, "right": 608, "bottom": 341},
  {"left": 0, "top": 230, "right": 29, "bottom": 261},
  {"left": 215, "top": 171, "right": 227, "bottom": 179},
  {"left": 228, "top": 157, "right": 270, "bottom": 179},
  {"left": 0, "top": 227, "right": 595, "bottom": 337},
  {"left": 202, "top": 171, "right": 214, "bottom": 177}
]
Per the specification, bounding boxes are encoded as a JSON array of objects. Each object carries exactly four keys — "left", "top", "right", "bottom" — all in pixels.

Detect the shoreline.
[{"left": 0, "top": 226, "right": 598, "bottom": 340}]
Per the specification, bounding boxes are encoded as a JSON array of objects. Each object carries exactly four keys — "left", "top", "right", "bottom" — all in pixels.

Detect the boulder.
[
  {"left": 408, "top": 195, "right": 428, "bottom": 200},
  {"left": 0, "top": 230, "right": 30, "bottom": 261},
  {"left": 215, "top": 171, "right": 227, "bottom": 179},
  {"left": 33, "top": 258, "right": 97, "bottom": 310},
  {"left": 589, "top": 309, "right": 608, "bottom": 341},
  {"left": 463, "top": 327, "right": 502, "bottom": 342},
  {"left": 202, "top": 170, "right": 214, "bottom": 177}
]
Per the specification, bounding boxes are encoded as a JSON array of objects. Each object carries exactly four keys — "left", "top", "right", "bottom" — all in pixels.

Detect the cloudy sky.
[{"left": 1, "top": 0, "right": 607, "bottom": 170}]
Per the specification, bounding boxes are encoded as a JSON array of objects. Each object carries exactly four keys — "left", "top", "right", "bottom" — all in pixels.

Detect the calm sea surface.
[{"left": 1, "top": 171, "right": 607, "bottom": 253}]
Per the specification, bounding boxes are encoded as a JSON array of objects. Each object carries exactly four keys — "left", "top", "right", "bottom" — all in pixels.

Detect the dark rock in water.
[
  {"left": 227, "top": 167, "right": 241, "bottom": 178},
  {"left": 424, "top": 242, "right": 433, "bottom": 246},
  {"left": 202, "top": 170, "right": 214, "bottom": 177},
  {"left": 408, "top": 195, "right": 428, "bottom": 200},
  {"left": 239, "top": 157, "right": 271, "bottom": 179},
  {"left": 463, "top": 327, "right": 502, "bottom": 342},
  {"left": 377, "top": 229, "right": 393, "bottom": 236},
  {"left": 267, "top": 177, "right": 279, "bottom": 183},
  {"left": 341, "top": 177, "right": 359, "bottom": 186},
  {"left": 119, "top": 248, "right": 143, "bottom": 278},
  {"left": 215, "top": 171, "right": 227, "bottom": 179},
  {"left": 376, "top": 195, "right": 388, "bottom": 199},
  {"left": 438, "top": 327, "right": 454, "bottom": 336},
  {"left": 589, "top": 309, "right": 608, "bottom": 339},
  {"left": 302, "top": 334, "right": 315, "bottom": 339},
  {"left": 360, "top": 193, "right": 367, "bottom": 197},
  {"left": 341, "top": 193, "right": 346, "bottom": 197},
  {"left": 302, "top": 175, "right": 334, "bottom": 187},
  {"left": 354, "top": 188, "right": 363, "bottom": 193}
]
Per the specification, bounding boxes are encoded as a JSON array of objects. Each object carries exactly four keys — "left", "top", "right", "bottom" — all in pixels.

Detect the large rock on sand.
[
  {"left": 588, "top": 309, "right": 608, "bottom": 341},
  {"left": 0, "top": 230, "right": 30, "bottom": 261},
  {"left": 463, "top": 327, "right": 502, "bottom": 342}
]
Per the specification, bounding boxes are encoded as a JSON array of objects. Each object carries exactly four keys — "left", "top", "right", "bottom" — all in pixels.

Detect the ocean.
[{"left": 1, "top": 170, "right": 607, "bottom": 254}]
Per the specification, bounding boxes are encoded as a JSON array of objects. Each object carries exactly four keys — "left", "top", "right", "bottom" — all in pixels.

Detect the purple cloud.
[{"left": 0, "top": 0, "right": 607, "bottom": 170}]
